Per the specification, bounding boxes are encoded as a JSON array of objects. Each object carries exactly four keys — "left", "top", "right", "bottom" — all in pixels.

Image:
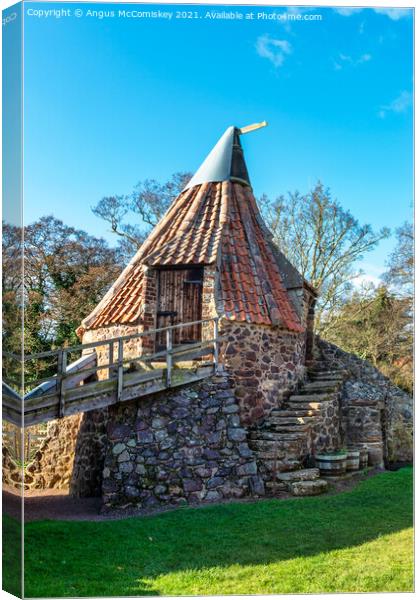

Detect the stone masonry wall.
[
  {"left": 318, "top": 338, "right": 413, "bottom": 465},
  {"left": 310, "top": 392, "right": 342, "bottom": 454},
  {"left": 81, "top": 268, "right": 158, "bottom": 377},
  {"left": 82, "top": 323, "right": 144, "bottom": 381},
  {"left": 3, "top": 413, "right": 108, "bottom": 495},
  {"left": 69, "top": 409, "right": 109, "bottom": 497},
  {"left": 3, "top": 415, "right": 82, "bottom": 491},
  {"left": 101, "top": 371, "right": 265, "bottom": 512},
  {"left": 304, "top": 289, "right": 317, "bottom": 362},
  {"left": 2, "top": 446, "right": 23, "bottom": 491},
  {"left": 221, "top": 321, "right": 306, "bottom": 425}
]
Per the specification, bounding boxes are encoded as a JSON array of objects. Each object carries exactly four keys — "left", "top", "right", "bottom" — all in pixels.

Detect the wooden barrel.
[
  {"left": 368, "top": 445, "right": 384, "bottom": 467},
  {"left": 315, "top": 453, "right": 347, "bottom": 476},
  {"left": 346, "top": 449, "right": 360, "bottom": 471},
  {"left": 358, "top": 446, "right": 368, "bottom": 469}
]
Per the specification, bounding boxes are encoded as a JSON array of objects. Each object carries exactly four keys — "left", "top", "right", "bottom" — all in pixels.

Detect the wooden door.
[{"left": 156, "top": 268, "right": 203, "bottom": 349}]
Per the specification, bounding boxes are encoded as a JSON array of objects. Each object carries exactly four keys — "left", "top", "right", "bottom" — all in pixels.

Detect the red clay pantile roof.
[
  {"left": 82, "top": 180, "right": 303, "bottom": 332},
  {"left": 81, "top": 126, "right": 304, "bottom": 333}
]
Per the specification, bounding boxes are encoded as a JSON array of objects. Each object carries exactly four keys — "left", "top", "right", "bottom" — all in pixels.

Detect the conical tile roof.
[{"left": 81, "top": 126, "right": 304, "bottom": 333}]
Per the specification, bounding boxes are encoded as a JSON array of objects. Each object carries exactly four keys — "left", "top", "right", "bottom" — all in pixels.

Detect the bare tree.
[
  {"left": 131, "top": 172, "right": 192, "bottom": 227},
  {"left": 259, "top": 182, "right": 390, "bottom": 331},
  {"left": 325, "top": 284, "right": 413, "bottom": 392},
  {"left": 92, "top": 172, "right": 192, "bottom": 261},
  {"left": 383, "top": 221, "right": 413, "bottom": 295}
]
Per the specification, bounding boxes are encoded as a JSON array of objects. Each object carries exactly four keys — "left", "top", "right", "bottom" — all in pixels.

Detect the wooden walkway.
[{"left": 2, "top": 318, "right": 222, "bottom": 427}]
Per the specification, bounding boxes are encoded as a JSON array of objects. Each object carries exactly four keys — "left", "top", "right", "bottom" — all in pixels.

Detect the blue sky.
[{"left": 22, "top": 3, "right": 413, "bottom": 281}]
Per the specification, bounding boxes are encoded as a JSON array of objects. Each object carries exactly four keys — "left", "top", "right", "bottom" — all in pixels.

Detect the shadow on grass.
[
  {"left": 3, "top": 512, "right": 23, "bottom": 597},
  {"left": 22, "top": 468, "right": 413, "bottom": 597}
]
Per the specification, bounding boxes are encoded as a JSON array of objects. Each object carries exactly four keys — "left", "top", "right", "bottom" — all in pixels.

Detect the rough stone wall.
[
  {"left": 101, "top": 371, "right": 265, "bottom": 511},
  {"left": 221, "top": 321, "right": 306, "bottom": 425},
  {"left": 82, "top": 323, "right": 143, "bottom": 380},
  {"left": 2, "top": 446, "right": 23, "bottom": 491},
  {"left": 81, "top": 269, "right": 158, "bottom": 374},
  {"left": 318, "top": 338, "right": 413, "bottom": 465},
  {"left": 200, "top": 266, "right": 220, "bottom": 342},
  {"left": 311, "top": 392, "right": 342, "bottom": 454},
  {"left": 304, "top": 289, "right": 316, "bottom": 362},
  {"left": 2, "top": 415, "right": 82, "bottom": 491},
  {"left": 140, "top": 267, "right": 158, "bottom": 352},
  {"left": 2, "top": 413, "right": 108, "bottom": 494},
  {"left": 69, "top": 409, "right": 109, "bottom": 497}
]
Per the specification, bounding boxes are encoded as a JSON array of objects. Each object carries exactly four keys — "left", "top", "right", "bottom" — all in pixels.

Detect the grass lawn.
[{"left": 6, "top": 467, "right": 414, "bottom": 596}]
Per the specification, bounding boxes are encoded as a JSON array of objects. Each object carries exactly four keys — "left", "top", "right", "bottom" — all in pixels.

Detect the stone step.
[
  {"left": 310, "top": 374, "right": 344, "bottom": 382},
  {"left": 250, "top": 451, "right": 288, "bottom": 460},
  {"left": 265, "top": 481, "right": 288, "bottom": 493},
  {"left": 300, "top": 381, "right": 341, "bottom": 393},
  {"left": 306, "top": 360, "right": 329, "bottom": 367},
  {"left": 275, "top": 409, "right": 320, "bottom": 418},
  {"left": 268, "top": 424, "right": 310, "bottom": 434},
  {"left": 285, "top": 390, "right": 338, "bottom": 400},
  {"left": 267, "top": 416, "right": 313, "bottom": 426},
  {"left": 262, "top": 459, "right": 303, "bottom": 472},
  {"left": 286, "top": 398, "right": 323, "bottom": 408},
  {"left": 249, "top": 433, "right": 307, "bottom": 446},
  {"left": 290, "top": 478, "right": 329, "bottom": 496},
  {"left": 283, "top": 405, "right": 321, "bottom": 415},
  {"left": 249, "top": 436, "right": 292, "bottom": 446},
  {"left": 308, "top": 367, "right": 345, "bottom": 374},
  {"left": 276, "top": 467, "right": 320, "bottom": 483},
  {"left": 269, "top": 409, "right": 313, "bottom": 418},
  {"left": 286, "top": 392, "right": 338, "bottom": 410}
]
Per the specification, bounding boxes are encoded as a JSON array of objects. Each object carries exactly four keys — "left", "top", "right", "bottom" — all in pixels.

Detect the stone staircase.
[{"left": 248, "top": 360, "right": 347, "bottom": 496}]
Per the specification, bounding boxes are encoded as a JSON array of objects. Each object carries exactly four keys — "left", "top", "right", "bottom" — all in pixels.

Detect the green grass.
[
  {"left": 2, "top": 513, "right": 22, "bottom": 598},
  {"left": 17, "top": 468, "right": 415, "bottom": 596}
]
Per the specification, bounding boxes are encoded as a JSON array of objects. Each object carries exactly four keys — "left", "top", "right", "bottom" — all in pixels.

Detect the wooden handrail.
[
  {"left": 19, "top": 337, "right": 223, "bottom": 391},
  {"left": 7, "top": 317, "right": 220, "bottom": 361},
  {"left": 2, "top": 317, "right": 223, "bottom": 425}
]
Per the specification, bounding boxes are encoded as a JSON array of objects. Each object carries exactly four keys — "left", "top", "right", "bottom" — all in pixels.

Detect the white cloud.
[
  {"left": 334, "top": 52, "right": 372, "bottom": 69},
  {"left": 359, "top": 53, "right": 372, "bottom": 63},
  {"left": 353, "top": 273, "right": 382, "bottom": 289},
  {"left": 256, "top": 35, "right": 292, "bottom": 68},
  {"left": 378, "top": 91, "right": 412, "bottom": 118},
  {"left": 334, "top": 8, "right": 362, "bottom": 17},
  {"left": 373, "top": 8, "right": 412, "bottom": 20},
  {"left": 353, "top": 262, "right": 385, "bottom": 289},
  {"left": 334, "top": 7, "right": 411, "bottom": 20}
]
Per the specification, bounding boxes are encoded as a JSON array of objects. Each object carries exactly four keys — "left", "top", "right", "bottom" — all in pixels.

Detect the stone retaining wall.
[
  {"left": 311, "top": 392, "right": 342, "bottom": 454},
  {"left": 318, "top": 338, "right": 413, "bottom": 465},
  {"left": 101, "top": 371, "right": 265, "bottom": 512}
]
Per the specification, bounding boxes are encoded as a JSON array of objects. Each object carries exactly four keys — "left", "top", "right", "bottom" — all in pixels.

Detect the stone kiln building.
[
  {"left": 79, "top": 123, "right": 318, "bottom": 425},
  {"left": 4, "top": 123, "right": 411, "bottom": 508}
]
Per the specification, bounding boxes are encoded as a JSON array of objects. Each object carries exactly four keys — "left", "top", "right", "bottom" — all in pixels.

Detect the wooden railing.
[{"left": 2, "top": 317, "right": 222, "bottom": 427}]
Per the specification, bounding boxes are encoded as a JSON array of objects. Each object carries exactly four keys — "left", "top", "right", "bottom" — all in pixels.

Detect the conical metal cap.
[{"left": 183, "top": 122, "right": 267, "bottom": 191}]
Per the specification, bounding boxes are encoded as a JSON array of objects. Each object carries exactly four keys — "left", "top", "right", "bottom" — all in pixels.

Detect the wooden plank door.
[{"left": 156, "top": 268, "right": 203, "bottom": 349}]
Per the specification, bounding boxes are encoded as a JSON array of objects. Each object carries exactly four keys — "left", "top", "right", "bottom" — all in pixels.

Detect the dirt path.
[
  {"left": 3, "top": 469, "right": 383, "bottom": 523},
  {"left": 3, "top": 487, "right": 102, "bottom": 522}
]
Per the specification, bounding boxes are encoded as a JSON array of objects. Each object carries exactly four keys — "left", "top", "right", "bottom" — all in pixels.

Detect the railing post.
[
  {"left": 166, "top": 328, "right": 173, "bottom": 387},
  {"left": 57, "top": 349, "right": 67, "bottom": 418},
  {"left": 117, "top": 338, "right": 124, "bottom": 402},
  {"left": 108, "top": 341, "right": 114, "bottom": 380},
  {"left": 213, "top": 317, "right": 220, "bottom": 373}
]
